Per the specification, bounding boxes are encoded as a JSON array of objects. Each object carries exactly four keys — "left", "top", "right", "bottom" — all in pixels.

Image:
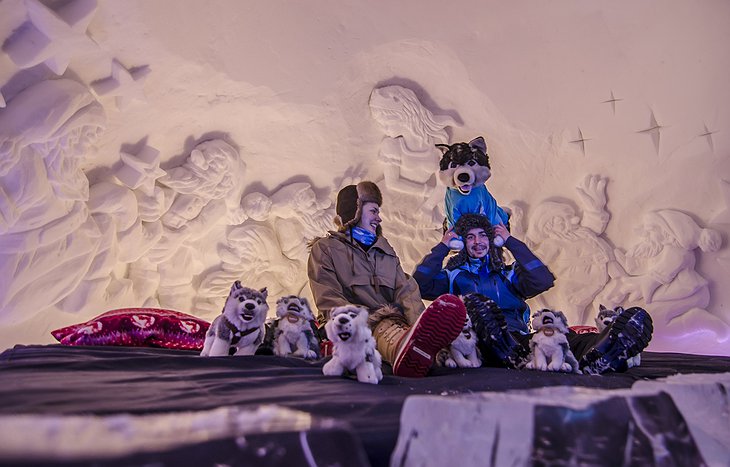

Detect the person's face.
[
  {"left": 465, "top": 227, "right": 489, "bottom": 258},
  {"left": 357, "top": 201, "right": 382, "bottom": 234}
]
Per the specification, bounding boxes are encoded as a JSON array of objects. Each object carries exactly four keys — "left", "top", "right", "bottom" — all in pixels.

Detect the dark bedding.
[{"left": 1, "top": 344, "right": 729, "bottom": 466}]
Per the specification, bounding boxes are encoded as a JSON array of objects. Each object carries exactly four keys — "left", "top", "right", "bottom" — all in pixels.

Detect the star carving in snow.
[
  {"left": 603, "top": 90, "right": 623, "bottom": 115},
  {"left": 570, "top": 127, "right": 591, "bottom": 156},
  {"left": 699, "top": 123, "right": 717, "bottom": 153},
  {"left": 91, "top": 59, "right": 150, "bottom": 110},
  {"left": 116, "top": 146, "right": 166, "bottom": 196},
  {"left": 637, "top": 110, "right": 665, "bottom": 155},
  {"left": 2, "top": 0, "right": 99, "bottom": 75}
]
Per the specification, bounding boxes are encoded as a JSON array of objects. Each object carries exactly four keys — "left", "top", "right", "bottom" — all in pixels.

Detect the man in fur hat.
[
  {"left": 308, "top": 181, "right": 466, "bottom": 378},
  {"left": 414, "top": 213, "right": 653, "bottom": 374}
]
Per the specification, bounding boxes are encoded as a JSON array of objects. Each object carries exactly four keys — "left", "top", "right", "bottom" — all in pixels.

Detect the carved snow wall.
[{"left": 0, "top": 0, "right": 728, "bottom": 355}]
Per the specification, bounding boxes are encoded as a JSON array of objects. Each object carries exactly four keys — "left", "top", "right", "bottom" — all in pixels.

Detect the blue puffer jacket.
[{"left": 413, "top": 237, "right": 555, "bottom": 333}]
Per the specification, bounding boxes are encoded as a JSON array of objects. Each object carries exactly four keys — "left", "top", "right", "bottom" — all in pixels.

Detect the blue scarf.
[
  {"left": 351, "top": 226, "right": 377, "bottom": 246},
  {"left": 465, "top": 255, "right": 490, "bottom": 275}
]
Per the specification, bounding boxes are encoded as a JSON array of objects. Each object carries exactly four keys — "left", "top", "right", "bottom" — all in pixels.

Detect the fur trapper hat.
[
  {"left": 334, "top": 181, "right": 383, "bottom": 232},
  {"left": 454, "top": 213, "right": 493, "bottom": 237},
  {"left": 447, "top": 213, "right": 504, "bottom": 271}
]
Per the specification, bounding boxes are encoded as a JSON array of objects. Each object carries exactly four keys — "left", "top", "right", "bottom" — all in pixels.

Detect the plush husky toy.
[
  {"left": 596, "top": 304, "right": 641, "bottom": 368},
  {"left": 437, "top": 314, "right": 482, "bottom": 368},
  {"left": 272, "top": 295, "right": 320, "bottom": 359},
  {"left": 437, "top": 136, "right": 510, "bottom": 249},
  {"left": 322, "top": 305, "right": 383, "bottom": 384},
  {"left": 525, "top": 309, "right": 581, "bottom": 374},
  {"left": 200, "top": 281, "right": 268, "bottom": 357}
]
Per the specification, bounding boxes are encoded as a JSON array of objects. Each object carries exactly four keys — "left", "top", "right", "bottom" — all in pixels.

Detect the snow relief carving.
[
  {"left": 369, "top": 85, "right": 458, "bottom": 268},
  {"left": 195, "top": 182, "right": 334, "bottom": 316},
  {"left": 598, "top": 209, "right": 728, "bottom": 351},
  {"left": 527, "top": 175, "right": 613, "bottom": 326},
  {"left": 0, "top": 79, "right": 105, "bottom": 323},
  {"left": 127, "top": 139, "right": 248, "bottom": 312}
]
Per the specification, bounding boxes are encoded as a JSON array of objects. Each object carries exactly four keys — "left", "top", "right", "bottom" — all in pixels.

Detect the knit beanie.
[{"left": 334, "top": 181, "right": 383, "bottom": 232}]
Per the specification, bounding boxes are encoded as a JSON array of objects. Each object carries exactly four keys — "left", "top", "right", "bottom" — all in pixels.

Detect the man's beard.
[{"left": 627, "top": 237, "right": 663, "bottom": 258}]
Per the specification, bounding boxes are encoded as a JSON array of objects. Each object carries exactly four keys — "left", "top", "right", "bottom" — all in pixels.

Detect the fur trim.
[
  {"left": 454, "top": 213, "right": 493, "bottom": 237},
  {"left": 448, "top": 214, "right": 505, "bottom": 271},
  {"left": 367, "top": 304, "right": 407, "bottom": 328},
  {"left": 336, "top": 181, "right": 383, "bottom": 232}
]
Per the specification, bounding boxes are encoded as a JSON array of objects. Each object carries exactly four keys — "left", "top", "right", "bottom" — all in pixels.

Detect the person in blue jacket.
[{"left": 413, "top": 213, "right": 654, "bottom": 374}]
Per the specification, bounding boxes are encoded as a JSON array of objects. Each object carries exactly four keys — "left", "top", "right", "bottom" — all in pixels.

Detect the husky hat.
[{"left": 334, "top": 181, "right": 383, "bottom": 232}]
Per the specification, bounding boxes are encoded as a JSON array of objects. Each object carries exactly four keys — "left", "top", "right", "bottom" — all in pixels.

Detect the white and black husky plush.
[
  {"left": 200, "top": 281, "right": 268, "bottom": 357},
  {"left": 526, "top": 309, "right": 581, "bottom": 374},
  {"left": 322, "top": 305, "right": 383, "bottom": 384},
  {"left": 437, "top": 314, "right": 482, "bottom": 368},
  {"left": 272, "top": 295, "right": 319, "bottom": 359},
  {"left": 436, "top": 137, "right": 510, "bottom": 248},
  {"left": 596, "top": 304, "right": 641, "bottom": 368}
]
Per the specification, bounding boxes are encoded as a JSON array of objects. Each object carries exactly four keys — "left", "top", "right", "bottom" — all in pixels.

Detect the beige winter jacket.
[{"left": 307, "top": 231, "right": 425, "bottom": 325}]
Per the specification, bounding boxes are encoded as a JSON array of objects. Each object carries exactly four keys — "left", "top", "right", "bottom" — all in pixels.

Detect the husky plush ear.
[
  {"left": 259, "top": 287, "right": 268, "bottom": 299},
  {"left": 615, "top": 306, "right": 624, "bottom": 314},
  {"left": 555, "top": 310, "right": 569, "bottom": 327},
  {"left": 599, "top": 304, "right": 608, "bottom": 312},
  {"left": 232, "top": 281, "right": 242, "bottom": 291},
  {"left": 468, "top": 136, "right": 487, "bottom": 154},
  {"left": 435, "top": 143, "right": 451, "bottom": 155}
]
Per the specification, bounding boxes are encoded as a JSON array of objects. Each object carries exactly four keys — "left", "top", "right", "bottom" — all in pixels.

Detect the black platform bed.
[{"left": 1, "top": 344, "right": 729, "bottom": 466}]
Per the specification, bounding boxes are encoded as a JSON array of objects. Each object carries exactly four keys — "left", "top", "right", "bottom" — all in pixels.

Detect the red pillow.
[
  {"left": 569, "top": 325, "right": 599, "bottom": 334},
  {"left": 51, "top": 308, "right": 210, "bottom": 350}
]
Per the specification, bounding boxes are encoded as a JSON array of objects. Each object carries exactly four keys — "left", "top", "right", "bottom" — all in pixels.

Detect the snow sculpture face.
[
  {"left": 0, "top": 79, "right": 105, "bottom": 196},
  {"left": 159, "top": 139, "right": 245, "bottom": 208},
  {"left": 369, "top": 85, "right": 450, "bottom": 142}
]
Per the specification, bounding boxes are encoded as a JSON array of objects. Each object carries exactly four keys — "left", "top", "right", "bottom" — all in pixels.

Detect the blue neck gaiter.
[{"left": 351, "top": 226, "right": 377, "bottom": 246}]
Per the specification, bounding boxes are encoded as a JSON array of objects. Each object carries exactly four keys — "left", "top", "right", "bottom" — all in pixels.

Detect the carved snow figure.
[
  {"left": 129, "top": 139, "right": 247, "bottom": 311},
  {"left": 0, "top": 79, "right": 105, "bottom": 323},
  {"left": 369, "top": 85, "right": 456, "bottom": 219},
  {"left": 527, "top": 175, "right": 613, "bottom": 325},
  {"left": 437, "top": 136, "right": 510, "bottom": 249},
  {"left": 195, "top": 182, "right": 333, "bottom": 315},
  {"left": 200, "top": 281, "right": 268, "bottom": 357},
  {"left": 600, "top": 209, "right": 728, "bottom": 351},
  {"left": 369, "top": 85, "right": 457, "bottom": 268}
]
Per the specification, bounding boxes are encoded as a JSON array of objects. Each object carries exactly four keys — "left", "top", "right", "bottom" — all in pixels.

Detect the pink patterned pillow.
[
  {"left": 51, "top": 308, "right": 210, "bottom": 350},
  {"left": 569, "top": 325, "right": 599, "bottom": 335}
]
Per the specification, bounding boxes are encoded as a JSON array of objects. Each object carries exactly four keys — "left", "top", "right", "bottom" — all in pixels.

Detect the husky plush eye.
[
  {"left": 256, "top": 299, "right": 262, "bottom": 304},
  {"left": 448, "top": 161, "right": 458, "bottom": 169},
  {"left": 238, "top": 296, "right": 244, "bottom": 302},
  {"left": 348, "top": 311, "right": 358, "bottom": 318},
  {"left": 467, "top": 160, "right": 477, "bottom": 166}
]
